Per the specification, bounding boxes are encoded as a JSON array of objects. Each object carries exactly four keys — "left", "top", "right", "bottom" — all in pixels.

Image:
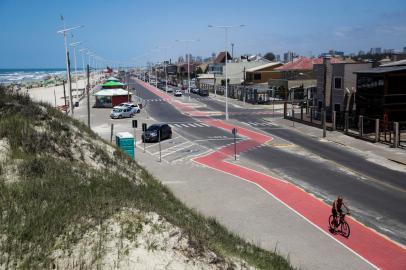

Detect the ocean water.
[{"left": 0, "top": 68, "right": 76, "bottom": 84}]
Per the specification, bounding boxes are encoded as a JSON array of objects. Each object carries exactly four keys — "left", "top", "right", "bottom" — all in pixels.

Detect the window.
[
  {"left": 334, "top": 77, "right": 343, "bottom": 89},
  {"left": 334, "top": 104, "right": 341, "bottom": 112},
  {"left": 254, "top": 73, "right": 261, "bottom": 81}
]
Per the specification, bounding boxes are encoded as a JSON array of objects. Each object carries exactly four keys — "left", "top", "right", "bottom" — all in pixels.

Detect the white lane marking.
[
  {"left": 200, "top": 123, "right": 210, "bottom": 127},
  {"left": 151, "top": 141, "right": 191, "bottom": 155},
  {"left": 194, "top": 123, "right": 204, "bottom": 127},
  {"left": 181, "top": 124, "right": 189, "bottom": 127},
  {"left": 188, "top": 123, "right": 198, "bottom": 127},
  {"left": 173, "top": 124, "right": 182, "bottom": 127},
  {"left": 161, "top": 142, "right": 195, "bottom": 158}
]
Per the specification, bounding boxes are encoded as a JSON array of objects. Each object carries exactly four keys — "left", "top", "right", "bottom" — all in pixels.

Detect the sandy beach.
[{"left": 26, "top": 75, "right": 103, "bottom": 108}]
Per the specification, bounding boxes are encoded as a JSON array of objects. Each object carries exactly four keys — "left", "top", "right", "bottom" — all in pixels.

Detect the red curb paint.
[{"left": 136, "top": 78, "right": 406, "bottom": 269}]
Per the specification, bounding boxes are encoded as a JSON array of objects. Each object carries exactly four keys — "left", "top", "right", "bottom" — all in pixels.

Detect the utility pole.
[
  {"left": 62, "top": 80, "right": 67, "bottom": 115},
  {"left": 231, "top": 43, "right": 234, "bottom": 59},
  {"left": 322, "top": 57, "right": 328, "bottom": 137},
  {"left": 86, "top": 64, "right": 90, "bottom": 128},
  {"left": 68, "top": 51, "right": 74, "bottom": 115},
  {"left": 243, "top": 66, "right": 246, "bottom": 105}
]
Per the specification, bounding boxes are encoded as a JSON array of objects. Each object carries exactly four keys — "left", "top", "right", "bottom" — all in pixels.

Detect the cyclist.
[{"left": 331, "top": 196, "right": 350, "bottom": 230}]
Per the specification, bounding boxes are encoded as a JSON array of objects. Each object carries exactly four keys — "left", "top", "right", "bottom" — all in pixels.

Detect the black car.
[
  {"left": 198, "top": 89, "right": 209, "bottom": 96},
  {"left": 142, "top": 124, "right": 172, "bottom": 143}
]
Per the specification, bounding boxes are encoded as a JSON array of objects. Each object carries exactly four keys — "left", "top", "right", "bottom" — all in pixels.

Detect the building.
[
  {"left": 283, "top": 51, "right": 296, "bottom": 63},
  {"left": 383, "top": 49, "right": 395, "bottom": 54},
  {"left": 203, "top": 60, "right": 271, "bottom": 85},
  {"left": 370, "top": 47, "right": 382, "bottom": 55},
  {"left": 276, "top": 54, "right": 281, "bottom": 62},
  {"left": 245, "top": 62, "right": 283, "bottom": 84},
  {"left": 321, "top": 50, "right": 344, "bottom": 57},
  {"left": 93, "top": 88, "right": 132, "bottom": 108},
  {"left": 403, "top": 47, "right": 406, "bottom": 53},
  {"left": 178, "top": 63, "right": 196, "bottom": 80},
  {"left": 354, "top": 66, "right": 406, "bottom": 122},
  {"left": 214, "top": 51, "right": 232, "bottom": 64},
  {"left": 314, "top": 58, "right": 372, "bottom": 113},
  {"left": 269, "top": 57, "right": 345, "bottom": 100}
]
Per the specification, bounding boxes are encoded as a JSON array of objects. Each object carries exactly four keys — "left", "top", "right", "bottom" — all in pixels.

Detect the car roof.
[{"left": 149, "top": 123, "right": 169, "bottom": 128}]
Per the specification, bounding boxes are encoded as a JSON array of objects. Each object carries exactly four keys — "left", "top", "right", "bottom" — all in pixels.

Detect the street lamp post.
[
  {"left": 157, "top": 46, "right": 171, "bottom": 93},
  {"left": 57, "top": 21, "right": 83, "bottom": 115},
  {"left": 208, "top": 24, "right": 244, "bottom": 120},
  {"left": 70, "top": 41, "right": 82, "bottom": 99},
  {"left": 176, "top": 39, "right": 199, "bottom": 101}
]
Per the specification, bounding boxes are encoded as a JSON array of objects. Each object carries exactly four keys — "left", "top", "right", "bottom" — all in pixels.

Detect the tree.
[
  {"left": 264, "top": 52, "right": 276, "bottom": 61},
  {"left": 195, "top": 66, "right": 203, "bottom": 74}
]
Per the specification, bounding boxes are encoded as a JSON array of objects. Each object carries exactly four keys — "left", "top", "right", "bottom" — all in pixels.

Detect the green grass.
[{"left": 0, "top": 86, "right": 294, "bottom": 269}]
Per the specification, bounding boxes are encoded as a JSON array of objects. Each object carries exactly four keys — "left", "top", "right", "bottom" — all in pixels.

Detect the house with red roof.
[{"left": 268, "top": 57, "right": 341, "bottom": 100}]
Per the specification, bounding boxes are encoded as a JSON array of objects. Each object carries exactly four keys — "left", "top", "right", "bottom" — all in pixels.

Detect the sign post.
[
  {"left": 232, "top": 128, "right": 237, "bottom": 161},
  {"left": 132, "top": 120, "right": 137, "bottom": 152},
  {"left": 142, "top": 123, "right": 147, "bottom": 153},
  {"left": 158, "top": 130, "right": 162, "bottom": 162}
]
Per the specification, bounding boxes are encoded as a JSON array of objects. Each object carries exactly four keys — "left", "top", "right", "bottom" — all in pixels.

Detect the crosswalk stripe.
[
  {"left": 200, "top": 123, "right": 209, "bottom": 127},
  {"left": 173, "top": 124, "right": 182, "bottom": 127},
  {"left": 180, "top": 124, "right": 189, "bottom": 127},
  {"left": 194, "top": 123, "right": 204, "bottom": 127},
  {"left": 188, "top": 123, "right": 197, "bottom": 127}
]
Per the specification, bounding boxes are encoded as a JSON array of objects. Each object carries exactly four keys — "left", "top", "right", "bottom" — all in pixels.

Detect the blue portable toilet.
[{"left": 115, "top": 132, "right": 135, "bottom": 159}]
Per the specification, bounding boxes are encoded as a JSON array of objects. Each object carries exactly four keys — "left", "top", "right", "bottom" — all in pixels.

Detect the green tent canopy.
[{"left": 101, "top": 81, "right": 126, "bottom": 88}]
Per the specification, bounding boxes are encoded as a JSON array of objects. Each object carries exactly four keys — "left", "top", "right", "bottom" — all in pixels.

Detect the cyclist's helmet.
[{"left": 337, "top": 196, "right": 343, "bottom": 202}]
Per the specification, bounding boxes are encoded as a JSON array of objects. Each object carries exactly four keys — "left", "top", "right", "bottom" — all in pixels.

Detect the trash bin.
[
  {"left": 74, "top": 101, "right": 79, "bottom": 107},
  {"left": 115, "top": 132, "right": 135, "bottom": 159}
]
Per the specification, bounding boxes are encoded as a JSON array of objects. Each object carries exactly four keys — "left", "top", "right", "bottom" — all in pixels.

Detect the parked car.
[
  {"left": 110, "top": 106, "right": 133, "bottom": 119},
  {"left": 142, "top": 124, "right": 172, "bottom": 143},
  {"left": 174, "top": 90, "right": 182, "bottom": 97},
  {"left": 116, "top": 102, "right": 141, "bottom": 114},
  {"left": 191, "top": 87, "right": 199, "bottom": 94},
  {"left": 166, "top": 87, "right": 174, "bottom": 93},
  {"left": 198, "top": 89, "right": 209, "bottom": 96}
]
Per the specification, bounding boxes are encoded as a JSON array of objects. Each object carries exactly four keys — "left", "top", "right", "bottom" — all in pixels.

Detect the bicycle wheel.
[
  {"left": 328, "top": 215, "right": 335, "bottom": 230},
  {"left": 341, "top": 221, "right": 350, "bottom": 238}
]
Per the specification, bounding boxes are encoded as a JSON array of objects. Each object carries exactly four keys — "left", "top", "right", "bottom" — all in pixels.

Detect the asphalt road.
[{"left": 132, "top": 78, "right": 406, "bottom": 245}]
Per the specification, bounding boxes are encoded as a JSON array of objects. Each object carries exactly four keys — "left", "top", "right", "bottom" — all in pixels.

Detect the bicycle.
[{"left": 329, "top": 211, "right": 351, "bottom": 238}]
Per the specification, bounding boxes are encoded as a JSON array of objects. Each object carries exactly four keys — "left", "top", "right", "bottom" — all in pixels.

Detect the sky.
[{"left": 0, "top": 0, "right": 405, "bottom": 68}]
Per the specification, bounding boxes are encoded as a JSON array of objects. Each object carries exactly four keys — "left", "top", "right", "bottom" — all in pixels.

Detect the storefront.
[{"left": 93, "top": 88, "right": 132, "bottom": 108}]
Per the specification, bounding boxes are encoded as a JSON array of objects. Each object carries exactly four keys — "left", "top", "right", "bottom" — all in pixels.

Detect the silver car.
[
  {"left": 110, "top": 106, "right": 133, "bottom": 119},
  {"left": 117, "top": 102, "right": 141, "bottom": 114}
]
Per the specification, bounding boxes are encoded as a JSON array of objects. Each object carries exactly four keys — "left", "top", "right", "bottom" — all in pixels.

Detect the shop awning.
[
  {"left": 106, "top": 76, "right": 120, "bottom": 82},
  {"left": 93, "top": 88, "right": 131, "bottom": 96}
]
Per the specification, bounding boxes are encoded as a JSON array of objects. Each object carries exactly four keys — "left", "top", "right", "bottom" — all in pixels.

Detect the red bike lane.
[{"left": 136, "top": 79, "right": 406, "bottom": 269}]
